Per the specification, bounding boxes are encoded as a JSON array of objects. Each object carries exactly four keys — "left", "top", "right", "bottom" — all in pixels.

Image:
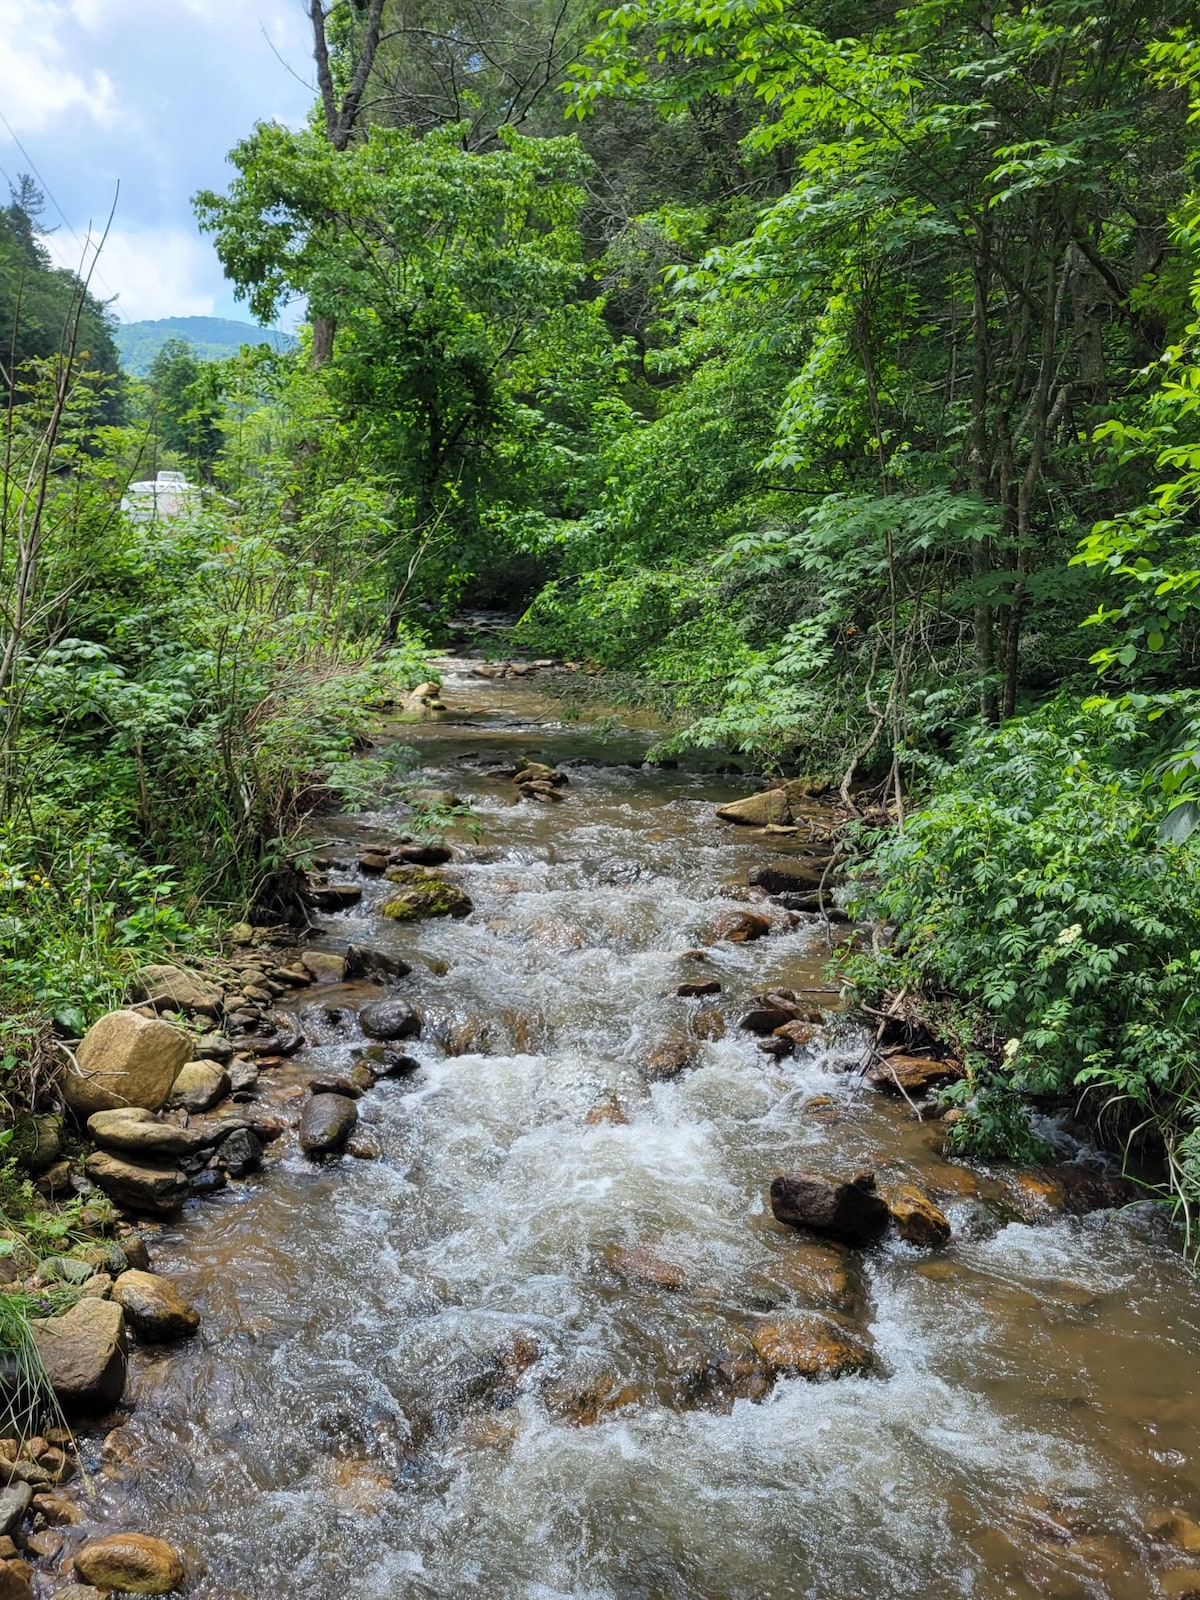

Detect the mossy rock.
[
  {"left": 380, "top": 870, "right": 472, "bottom": 921},
  {"left": 10, "top": 1116, "right": 63, "bottom": 1176}
]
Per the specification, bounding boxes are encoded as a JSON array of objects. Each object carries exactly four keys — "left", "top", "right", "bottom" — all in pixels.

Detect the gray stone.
[
  {"left": 83, "top": 1152, "right": 188, "bottom": 1217},
  {"left": 0, "top": 1482, "right": 30, "bottom": 1536},
  {"left": 359, "top": 1000, "right": 421, "bottom": 1041},
  {"left": 299, "top": 1094, "right": 358, "bottom": 1157},
  {"left": 217, "top": 1126, "right": 262, "bottom": 1177}
]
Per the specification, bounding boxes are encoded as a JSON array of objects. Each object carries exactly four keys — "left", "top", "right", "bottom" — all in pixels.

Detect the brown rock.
[
  {"left": 0, "top": 1561, "right": 31, "bottom": 1600},
  {"left": 63, "top": 1011, "right": 190, "bottom": 1117},
  {"left": 884, "top": 1183, "right": 951, "bottom": 1248},
  {"left": 167, "top": 1060, "right": 231, "bottom": 1113},
  {"left": 747, "top": 1310, "right": 873, "bottom": 1380},
  {"left": 691, "top": 1008, "right": 726, "bottom": 1042},
  {"left": 710, "top": 911, "right": 770, "bottom": 944},
  {"left": 300, "top": 951, "right": 347, "bottom": 985},
  {"left": 584, "top": 1097, "right": 629, "bottom": 1126},
  {"left": 135, "top": 963, "right": 223, "bottom": 1019},
  {"left": 86, "top": 1109, "right": 203, "bottom": 1160},
  {"left": 83, "top": 1152, "right": 187, "bottom": 1217},
  {"left": 395, "top": 844, "right": 453, "bottom": 866},
  {"left": 604, "top": 1244, "right": 689, "bottom": 1292},
  {"left": 31, "top": 1299, "right": 127, "bottom": 1410},
  {"left": 773, "top": 1020, "right": 819, "bottom": 1048},
  {"left": 769, "top": 1238, "right": 859, "bottom": 1315},
  {"left": 714, "top": 780, "right": 825, "bottom": 827},
  {"left": 865, "top": 1053, "right": 963, "bottom": 1096},
  {"left": 739, "top": 1007, "right": 794, "bottom": 1035},
  {"left": 748, "top": 860, "right": 830, "bottom": 894},
  {"left": 641, "top": 1038, "right": 699, "bottom": 1081},
  {"left": 358, "top": 852, "right": 391, "bottom": 874},
  {"left": 677, "top": 979, "right": 721, "bottom": 997},
  {"left": 1148, "top": 1509, "right": 1200, "bottom": 1554},
  {"left": 31, "top": 1493, "right": 83, "bottom": 1525},
  {"left": 770, "top": 1172, "right": 890, "bottom": 1246},
  {"left": 112, "top": 1271, "right": 200, "bottom": 1341},
  {"left": 74, "top": 1533, "right": 185, "bottom": 1594},
  {"left": 309, "top": 883, "right": 363, "bottom": 911}
]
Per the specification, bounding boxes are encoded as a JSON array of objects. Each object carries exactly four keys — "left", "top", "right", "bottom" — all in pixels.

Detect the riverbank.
[{"left": 4, "top": 660, "right": 1200, "bottom": 1599}]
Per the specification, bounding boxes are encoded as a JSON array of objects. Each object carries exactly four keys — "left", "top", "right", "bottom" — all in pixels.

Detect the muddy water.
[{"left": 77, "top": 662, "right": 1200, "bottom": 1599}]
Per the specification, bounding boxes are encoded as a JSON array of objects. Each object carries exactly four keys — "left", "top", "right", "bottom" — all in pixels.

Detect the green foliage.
[
  {"left": 113, "top": 317, "right": 295, "bottom": 377},
  {"left": 846, "top": 703, "right": 1200, "bottom": 1218}
]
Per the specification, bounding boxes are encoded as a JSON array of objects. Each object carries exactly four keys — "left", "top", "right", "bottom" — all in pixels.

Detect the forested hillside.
[
  {"left": 5, "top": 0, "right": 1200, "bottom": 1214},
  {"left": 114, "top": 316, "right": 297, "bottom": 375}
]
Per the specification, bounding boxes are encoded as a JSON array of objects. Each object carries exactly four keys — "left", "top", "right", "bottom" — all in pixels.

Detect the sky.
[{"left": 0, "top": 0, "right": 317, "bottom": 328}]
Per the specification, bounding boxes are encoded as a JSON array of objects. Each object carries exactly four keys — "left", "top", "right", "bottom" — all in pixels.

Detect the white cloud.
[
  {"left": 48, "top": 226, "right": 217, "bottom": 321},
  {"left": 0, "top": 1, "right": 118, "bottom": 135}
]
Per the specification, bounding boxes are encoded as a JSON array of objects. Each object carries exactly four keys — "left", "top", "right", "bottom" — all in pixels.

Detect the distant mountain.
[{"left": 114, "top": 316, "right": 297, "bottom": 375}]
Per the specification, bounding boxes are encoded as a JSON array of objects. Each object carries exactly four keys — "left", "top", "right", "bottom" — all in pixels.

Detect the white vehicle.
[{"left": 120, "top": 470, "right": 203, "bottom": 523}]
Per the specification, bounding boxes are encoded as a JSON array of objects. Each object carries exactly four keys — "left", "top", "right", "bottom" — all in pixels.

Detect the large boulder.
[
  {"left": 112, "top": 1270, "right": 200, "bottom": 1341},
  {"left": 73, "top": 1533, "right": 185, "bottom": 1595},
  {"left": 359, "top": 1000, "right": 421, "bottom": 1041},
  {"left": 64, "top": 1012, "right": 190, "bottom": 1117},
  {"left": 135, "top": 963, "right": 222, "bottom": 1019},
  {"left": 87, "top": 1109, "right": 204, "bottom": 1160},
  {"left": 770, "top": 1172, "right": 890, "bottom": 1247},
  {"left": 299, "top": 1094, "right": 358, "bottom": 1157},
  {"left": 83, "top": 1152, "right": 188, "bottom": 1217},
  {"left": 166, "top": 1061, "right": 230, "bottom": 1113},
  {"left": 31, "top": 1298, "right": 127, "bottom": 1409},
  {"left": 714, "top": 780, "right": 825, "bottom": 827},
  {"left": 380, "top": 869, "right": 473, "bottom": 921}
]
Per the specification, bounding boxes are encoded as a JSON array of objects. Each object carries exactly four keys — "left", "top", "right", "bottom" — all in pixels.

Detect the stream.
[{"left": 71, "top": 658, "right": 1200, "bottom": 1600}]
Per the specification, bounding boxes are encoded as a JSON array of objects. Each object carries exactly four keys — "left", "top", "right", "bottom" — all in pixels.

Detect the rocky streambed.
[{"left": 8, "top": 658, "right": 1200, "bottom": 1599}]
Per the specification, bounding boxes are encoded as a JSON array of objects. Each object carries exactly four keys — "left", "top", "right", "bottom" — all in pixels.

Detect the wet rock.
[
  {"left": 362, "top": 1049, "right": 420, "bottom": 1079},
  {"left": 604, "top": 1244, "right": 690, "bottom": 1292},
  {"left": 309, "top": 883, "right": 363, "bottom": 911},
  {"left": 299, "top": 1094, "right": 358, "bottom": 1156},
  {"left": 757, "top": 1036, "right": 794, "bottom": 1057},
  {"left": 739, "top": 1007, "right": 795, "bottom": 1035},
  {"left": 63, "top": 1011, "right": 191, "bottom": 1117},
  {"left": 746, "top": 1310, "right": 874, "bottom": 1380},
  {"left": 112, "top": 1271, "right": 199, "bottom": 1341},
  {"left": 714, "top": 780, "right": 826, "bottom": 827},
  {"left": 83, "top": 1152, "right": 188, "bottom": 1216},
  {"left": 135, "top": 963, "right": 223, "bottom": 1019},
  {"left": 641, "top": 1037, "right": 700, "bottom": 1081},
  {"left": 217, "top": 1126, "right": 263, "bottom": 1177},
  {"left": 344, "top": 945, "right": 411, "bottom": 982},
  {"left": 584, "top": 1096, "right": 629, "bottom": 1126},
  {"left": 748, "top": 860, "right": 832, "bottom": 896},
  {"left": 31, "top": 1299, "right": 127, "bottom": 1410},
  {"left": 300, "top": 951, "right": 347, "bottom": 985},
  {"left": 118, "top": 1232, "right": 151, "bottom": 1272},
  {"left": 0, "top": 1562, "right": 31, "bottom": 1600},
  {"left": 74, "top": 1532, "right": 185, "bottom": 1594},
  {"left": 307, "top": 1064, "right": 373, "bottom": 1098},
  {"left": 513, "top": 763, "right": 566, "bottom": 787},
  {"left": 10, "top": 1115, "right": 61, "bottom": 1176},
  {"left": 542, "top": 1374, "right": 644, "bottom": 1427},
  {"left": 865, "top": 1052, "right": 963, "bottom": 1096},
  {"left": 519, "top": 780, "right": 565, "bottom": 803},
  {"left": 359, "top": 1000, "right": 421, "bottom": 1041},
  {"left": 773, "top": 1020, "right": 820, "bottom": 1048},
  {"left": 30, "top": 1491, "right": 82, "bottom": 1525},
  {"left": 228, "top": 1059, "right": 259, "bottom": 1096},
  {"left": 769, "top": 1238, "right": 860, "bottom": 1316},
  {"left": 166, "top": 1061, "right": 230, "bottom": 1113},
  {"left": 691, "top": 1008, "right": 726, "bottom": 1042},
  {"left": 189, "top": 1167, "right": 227, "bottom": 1197},
  {"left": 884, "top": 1182, "right": 951, "bottom": 1247},
  {"left": 86, "top": 1109, "right": 203, "bottom": 1160},
  {"left": 677, "top": 979, "right": 721, "bottom": 997},
  {"left": 770, "top": 1172, "right": 890, "bottom": 1246},
  {"left": 0, "top": 1485, "right": 29, "bottom": 1537},
  {"left": 381, "top": 870, "right": 473, "bottom": 921},
  {"left": 395, "top": 843, "right": 453, "bottom": 866},
  {"left": 710, "top": 911, "right": 770, "bottom": 943},
  {"left": 49, "top": 1587, "right": 105, "bottom": 1600},
  {"left": 358, "top": 851, "right": 391, "bottom": 874},
  {"left": 1147, "top": 1508, "right": 1200, "bottom": 1554}
]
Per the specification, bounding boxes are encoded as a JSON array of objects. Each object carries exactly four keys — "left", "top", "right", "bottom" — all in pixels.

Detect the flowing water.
[{"left": 71, "top": 660, "right": 1200, "bottom": 1600}]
